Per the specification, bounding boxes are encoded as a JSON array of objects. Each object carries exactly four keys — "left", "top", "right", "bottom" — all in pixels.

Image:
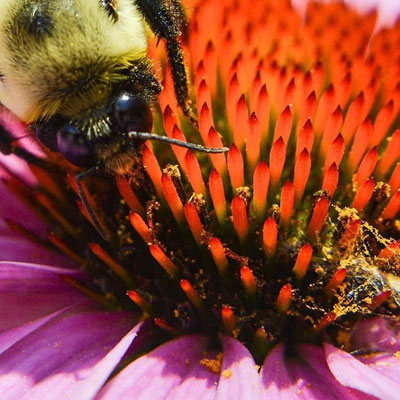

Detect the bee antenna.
[{"left": 127, "top": 131, "right": 229, "bottom": 153}]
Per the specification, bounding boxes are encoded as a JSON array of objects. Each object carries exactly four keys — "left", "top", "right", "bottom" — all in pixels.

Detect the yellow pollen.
[
  {"left": 200, "top": 352, "right": 223, "bottom": 374},
  {"left": 222, "top": 368, "right": 232, "bottom": 379}
]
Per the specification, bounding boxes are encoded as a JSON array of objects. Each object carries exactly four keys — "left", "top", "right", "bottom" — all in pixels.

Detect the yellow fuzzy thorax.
[{"left": 0, "top": 0, "right": 148, "bottom": 122}]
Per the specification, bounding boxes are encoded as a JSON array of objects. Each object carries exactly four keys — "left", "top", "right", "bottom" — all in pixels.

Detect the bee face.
[
  {"left": 0, "top": 0, "right": 164, "bottom": 168},
  {"left": 35, "top": 92, "right": 154, "bottom": 168},
  {"left": 0, "top": 0, "right": 226, "bottom": 237},
  {"left": 0, "top": 0, "right": 222, "bottom": 180}
]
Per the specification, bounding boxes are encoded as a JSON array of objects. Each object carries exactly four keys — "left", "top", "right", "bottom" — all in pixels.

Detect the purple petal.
[
  {"left": 351, "top": 317, "right": 400, "bottom": 353},
  {"left": 0, "top": 154, "right": 38, "bottom": 186},
  {"left": 0, "top": 306, "right": 138, "bottom": 400},
  {"left": 0, "top": 235, "right": 75, "bottom": 267},
  {"left": 0, "top": 262, "right": 91, "bottom": 332},
  {"left": 166, "top": 349, "right": 219, "bottom": 400},
  {"left": 0, "top": 181, "right": 48, "bottom": 238},
  {"left": 261, "top": 343, "right": 365, "bottom": 399},
  {"left": 295, "top": 345, "right": 368, "bottom": 399},
  {"left": 98, "top": 335, "right": 213, "bottom": 400},
  {"left": 0, "top": 307, "right": 73, "bottom": 354},
  {"left": 0, "top": 110, "right": 45, "bottom": 158},
  {"left": 261, "top": 343, "right": 293, "bottom": 399},
  {"left": 73, "top": 321, "right": 143, "bottom": 400},
  {"left": 325, "top": 343, "right": 400, "bottom": 399},
  {"left": 357, "top": 352, "right": 400, "bottom": 384},
  {"left": 216, "top": 336, "right": 265, "bottom": 400}
]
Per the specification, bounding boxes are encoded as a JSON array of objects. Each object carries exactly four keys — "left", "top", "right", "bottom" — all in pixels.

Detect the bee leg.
[
  {"left": 134, "top": 0, "right": 198, "bottom": 126},
  {"left": 75, "top": 167, "right": 108, "bottom": 241},
  {"left": 165, "top": 38, "right": 198, "bottom": 126},
  {"left": 164, "top": 0, "right": 189, "bottom": 42}
]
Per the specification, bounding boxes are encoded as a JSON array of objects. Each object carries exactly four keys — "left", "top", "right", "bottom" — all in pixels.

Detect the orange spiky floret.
[
  {"left": 138, "top": 0, "right": 400, "bottom": 343},
  {"left": 5, "top": 0, "right": 400, "bottom": 360}
]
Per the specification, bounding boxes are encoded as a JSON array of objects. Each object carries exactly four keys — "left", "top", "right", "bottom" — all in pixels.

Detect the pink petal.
[
  {"left": 98, "top": 335, "right": 213, "bottom": 400},
  {"left": 0, "top": 181, "right": 47, "bottom": 238},
  {"left": 0, "top": 306, "right": 138, "bottom": 400},
  {"left": 0, "top": 235, "right": 75, "bottom": 267},
  {"left": 0, "top": 110, "right": 44, "bottom": 158},
  {"left": 0, "top": 307, "right": 74, "bottom": 354},
  {"left": 351, "top": 317, "right": 400, "bottom": 353},
  {"left": 216, "top": 336, "right": 265, "bottom": 400},
  {"left": 166, "top": 350, "right": 219, "bottom": 400},
  {"left": 261, "top": 343, "right": 363, "bottom": 399},
  {"left": 0, "top": 262, "right": 90, "bottom": 332},
  {"left": 0, "top": 154, "right": 38, "bottom": 186},
  {"left": 261, "top": 343, "right": 294, "bottom": 399},
  {"left": 357, "top": 352, "right": 400, "bottom": 384},
  {"left": 325, "top": 343, "right": 400, "bottom": 399},
  {"left": 295, "top": 345, "right": 368, "bottom": 400},
  {"left": 73, "top": 321, "right": 143, "bottom": 400}
]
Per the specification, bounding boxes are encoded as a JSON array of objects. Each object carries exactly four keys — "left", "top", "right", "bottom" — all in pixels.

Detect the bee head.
[{"left": 35, "top": 92, "right": 153, "bottom": 168}]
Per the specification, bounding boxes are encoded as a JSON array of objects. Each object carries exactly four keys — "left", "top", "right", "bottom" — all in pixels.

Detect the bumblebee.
[{"left": 0, "top": 0, "right": 227, "bottom": 237}]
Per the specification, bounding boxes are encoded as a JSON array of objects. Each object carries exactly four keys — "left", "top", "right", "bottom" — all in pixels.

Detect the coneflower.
[{"left": 0, "top": 0, "right": 399, "bottom": 399}]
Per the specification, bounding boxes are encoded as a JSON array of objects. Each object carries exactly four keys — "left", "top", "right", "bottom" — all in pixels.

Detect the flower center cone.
[{"left": 4, "top": 0, "right": 400, "bottom": 363}]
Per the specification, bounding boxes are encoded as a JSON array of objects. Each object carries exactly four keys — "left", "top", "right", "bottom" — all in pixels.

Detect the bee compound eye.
[
  {"left": 35, "top": 123, "right": 59, "bottom": 152},
  {"left": 112, "top": 94, "right": 153, "bottom": 133},
  {"left": 56, "top": 125, "right": 95, "bottom": 167}
]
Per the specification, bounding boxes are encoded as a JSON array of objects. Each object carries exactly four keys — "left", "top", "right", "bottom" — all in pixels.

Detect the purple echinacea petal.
[
  {"left": 261, "top": 343, "right": 294, "bottom": 399},
  {"left": 0, "top": 110, "right": 45, "bottom": 159},
  {"left": 261, "top": 343, "right": 365, "bottom": 400},
  {"left": 357, "top": 352, "right": 400, "bottom": 385},
  {"left": 0, "top": 306, "right": 139, "bottom": 400},
  {"left": 0, "top": 153, "right": 38, "bottom": 187},
  {"left": 350, "top": 317, "right": 400, "bottom": 353},
  {"left": 325, "top": 343, "right": 400, "bottom": 400},
  {"left": 0, "top": 262, "right": 90, "bottom": 332},
  {"left": 350, "top": 317, "right": 400, "bottom": 383},
  {"left": 216, "top": 336, "right": 265, "bottom": 400},
  {"left": 0, "top": 306, "right": 77, "bottom": 354},
  {"left": 0, "top": 235, "right": 75, "bottom": 267},
  {"left": 97, "top": 335, "right": 217, "bottom": 400},
  {"left": 294, "top": 345, "right": 369, "bottom": 400},
  {"left": 0, "top": 260, "right": 144, "bottom": 400},
  {"left": 166, "top": 349, "right": 220, "bottom": 400},
  {"left": 0, "top": 180, "right": 48, "bottom": 238}
]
